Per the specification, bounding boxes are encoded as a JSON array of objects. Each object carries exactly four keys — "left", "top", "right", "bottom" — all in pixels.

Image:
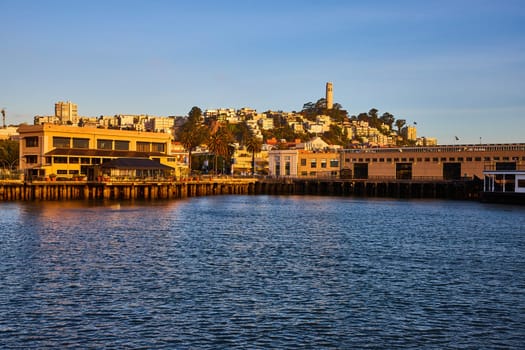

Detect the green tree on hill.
[
  {"left": 395, "top": 119, "right": 406, "bottom": 133},
  {"left": 177, "top": 106, "right": 209, "bottom": 173}
]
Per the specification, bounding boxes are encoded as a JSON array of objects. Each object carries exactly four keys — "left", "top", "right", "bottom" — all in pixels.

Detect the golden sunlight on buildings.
[{"left": 18, "top": 124, "right": 188, "bottom": 180}]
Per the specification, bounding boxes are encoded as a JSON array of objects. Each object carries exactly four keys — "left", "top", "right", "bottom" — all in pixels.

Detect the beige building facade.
[
  {"left": 268, "top": 149, "right": 340, "bottom": 178},
  {"left": 18, "top": 124, "right": 184, "bottom": 180},
  {"left": 55, "top": 101, "right": 78, "bottom": 124},
  {"left": 341, "top": 144, "right": 525, "bottom": 180}
]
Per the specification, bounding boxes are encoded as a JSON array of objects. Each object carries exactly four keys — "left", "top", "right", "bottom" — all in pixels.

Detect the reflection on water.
[{"left": 1, "top": 196, "right": 525, "bottom": 348}]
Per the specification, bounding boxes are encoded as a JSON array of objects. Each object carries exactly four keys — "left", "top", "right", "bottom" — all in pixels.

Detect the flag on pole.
[{"left": 455, "top": 136, "right": 459, "bottom": 141}]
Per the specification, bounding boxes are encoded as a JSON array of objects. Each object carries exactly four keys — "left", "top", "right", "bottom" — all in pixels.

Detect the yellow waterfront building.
[{"left": 18, "top": 123, "right": 187, "bottom": 180}]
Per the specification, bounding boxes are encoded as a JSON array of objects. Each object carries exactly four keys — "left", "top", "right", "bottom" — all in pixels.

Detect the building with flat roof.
[
  {"left": 17, "top": 123, "right": 185, "bottom": 180},
  {"left": 55, "top": 101, "right": 78, "bottom": 125},
  {"left": 268, "top": 149, "right": 340, "bottom": 178},
  {"left": 341, "top": 144, "right": 525, "bottom": 180}
]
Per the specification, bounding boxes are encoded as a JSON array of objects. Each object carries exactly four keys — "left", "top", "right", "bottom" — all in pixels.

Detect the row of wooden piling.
[
  {"left": 0, "top": 178, "right": 482, "bottom": 201},
  {"left": 0, "top": 180, "right": 256, "bottom": 201},
  {"left": 254, "top": 179, "right": 482, "bottom": 200}
]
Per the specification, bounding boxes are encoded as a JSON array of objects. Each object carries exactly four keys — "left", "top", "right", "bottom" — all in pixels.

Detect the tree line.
[{"left": 177, "top": 107, "right": 261, "bottom": 175}]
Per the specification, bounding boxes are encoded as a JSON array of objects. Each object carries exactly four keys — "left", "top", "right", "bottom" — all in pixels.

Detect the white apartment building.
[{"left": 258, "top": 118, "right": 274, "bottom": 130}]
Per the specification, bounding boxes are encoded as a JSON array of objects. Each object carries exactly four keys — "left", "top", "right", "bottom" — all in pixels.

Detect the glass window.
[
  {"left": 97, "top": 139, "right": 113, "bottom": 150},
  {"left": 321, "top": 159, "right": 327, "bottom": 168},
  {"left": 300, "top": 158, "right": 306, "bottom": 166},
  {"left": 25, "top": 155, "right": 38, "bottom": 164},
  {"left": 330, "top": 159, "right": 339, "bottom": 167},
  {"left": 81, "top": 158, "right": 90, "bottom": 164},
  {"left": 114, "top": 140, "right": 130, "bottom": 151},
  {"left": 57, "top": 170, "right": 68, "bottom": 174},
  {"left": 53, "top": 157, "right": 68, "bottom": 164},
  {"left": 69, "top": 157, "right": 79, "bottom": 164},
  {"left": 137, "top": 142, "right": 150, "bottom": 152},
  {"left": 310, "top": 159, "right": 317, "bottom": 168},
  {"left": 25, "top": 137, "right": 38, "bottom": 147},
  {"left": 152, "top": 142, "right": 165, "bottom": 153},
  {"left": 285, "top": 161, "right": 291, "bottom": 175},
  {"left": 73, "top": 138, "right": 89, "bottom": 149},
  {"left": 53, "top": 137, "right": 70, "bottom": 148}
]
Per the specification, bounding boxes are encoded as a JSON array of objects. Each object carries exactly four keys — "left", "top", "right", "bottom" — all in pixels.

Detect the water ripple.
[{"left": 0, "top": 197, "right": 524, "bottom": 348}]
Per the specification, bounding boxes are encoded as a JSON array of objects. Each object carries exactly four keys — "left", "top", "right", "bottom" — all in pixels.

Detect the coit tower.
[{"left": 326, "top": 82, "right": 333, "bottom": 109}]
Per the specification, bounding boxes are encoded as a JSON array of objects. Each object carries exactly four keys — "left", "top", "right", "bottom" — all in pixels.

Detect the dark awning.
[{"left": 100, "top": 158, "right": 174, "bottom": 170}]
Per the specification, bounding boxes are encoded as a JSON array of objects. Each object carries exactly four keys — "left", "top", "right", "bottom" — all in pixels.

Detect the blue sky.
[{"left": 2, "top": 0, "right": 524, "bottom": 144}]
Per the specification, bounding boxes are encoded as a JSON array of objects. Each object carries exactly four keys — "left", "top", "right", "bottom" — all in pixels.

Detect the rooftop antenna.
[{"left": 1, "top": 108, "right": 5, "bottom": 129}]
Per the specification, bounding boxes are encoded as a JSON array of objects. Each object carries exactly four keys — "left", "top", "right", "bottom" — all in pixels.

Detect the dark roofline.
[
  {"left": 45, "top": 148, "right": 167, "bottom": 158},
  {"left": 101, "top": 157, "right": 174, "bottom": 170}
]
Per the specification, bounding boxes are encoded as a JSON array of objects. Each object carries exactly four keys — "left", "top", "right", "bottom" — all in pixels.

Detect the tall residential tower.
[
  {"left": 326, "top": 82, "right": 333, "bottom": 109},
  {"left": 55, "top": 101, "right": 78, "bottom": 124}
]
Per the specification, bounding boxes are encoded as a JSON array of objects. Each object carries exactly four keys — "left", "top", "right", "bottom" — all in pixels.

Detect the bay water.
[{"left": 1, "top": 196, "right": 524, "bottom": 348}]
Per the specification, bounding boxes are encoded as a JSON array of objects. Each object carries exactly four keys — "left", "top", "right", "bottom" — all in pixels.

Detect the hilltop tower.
[{"left": 326, "top": 82, "right": 333, "bottom": 109}]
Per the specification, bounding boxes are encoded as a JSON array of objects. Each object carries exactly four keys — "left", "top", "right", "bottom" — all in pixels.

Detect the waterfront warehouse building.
[
  {"left": 341, "top": 144, "right": 525, "bottom": 180},
  {"left": 269, "top": 149, "right": 341, "bottom": 178},
  {"left": 18, "top": 123, "right": 183, "bottom": 180}
]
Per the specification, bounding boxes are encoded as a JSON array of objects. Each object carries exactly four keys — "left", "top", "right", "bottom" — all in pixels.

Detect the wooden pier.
[
  {"left": 0, "top": 179, "right": 256, "bottom": 201},
  {"left": 0, "top": 177, "right": 482, "bottom": 201},
  {"left": 255, "top": 178, "right": 482, "bottom": 200}
]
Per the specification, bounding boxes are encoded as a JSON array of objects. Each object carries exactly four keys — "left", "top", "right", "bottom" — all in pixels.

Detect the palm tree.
[
  {"left": 245, "top": 135, "right": 262, "bottom": 176},
  {"left": 178, "top": 118, "right": 209, "bottom": 174},
  {"left": 395, "top": 119, "right": 406, "bottom": 133},
  {"left": 207, "top": 127, "right": 233, "bottom": 174}
]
